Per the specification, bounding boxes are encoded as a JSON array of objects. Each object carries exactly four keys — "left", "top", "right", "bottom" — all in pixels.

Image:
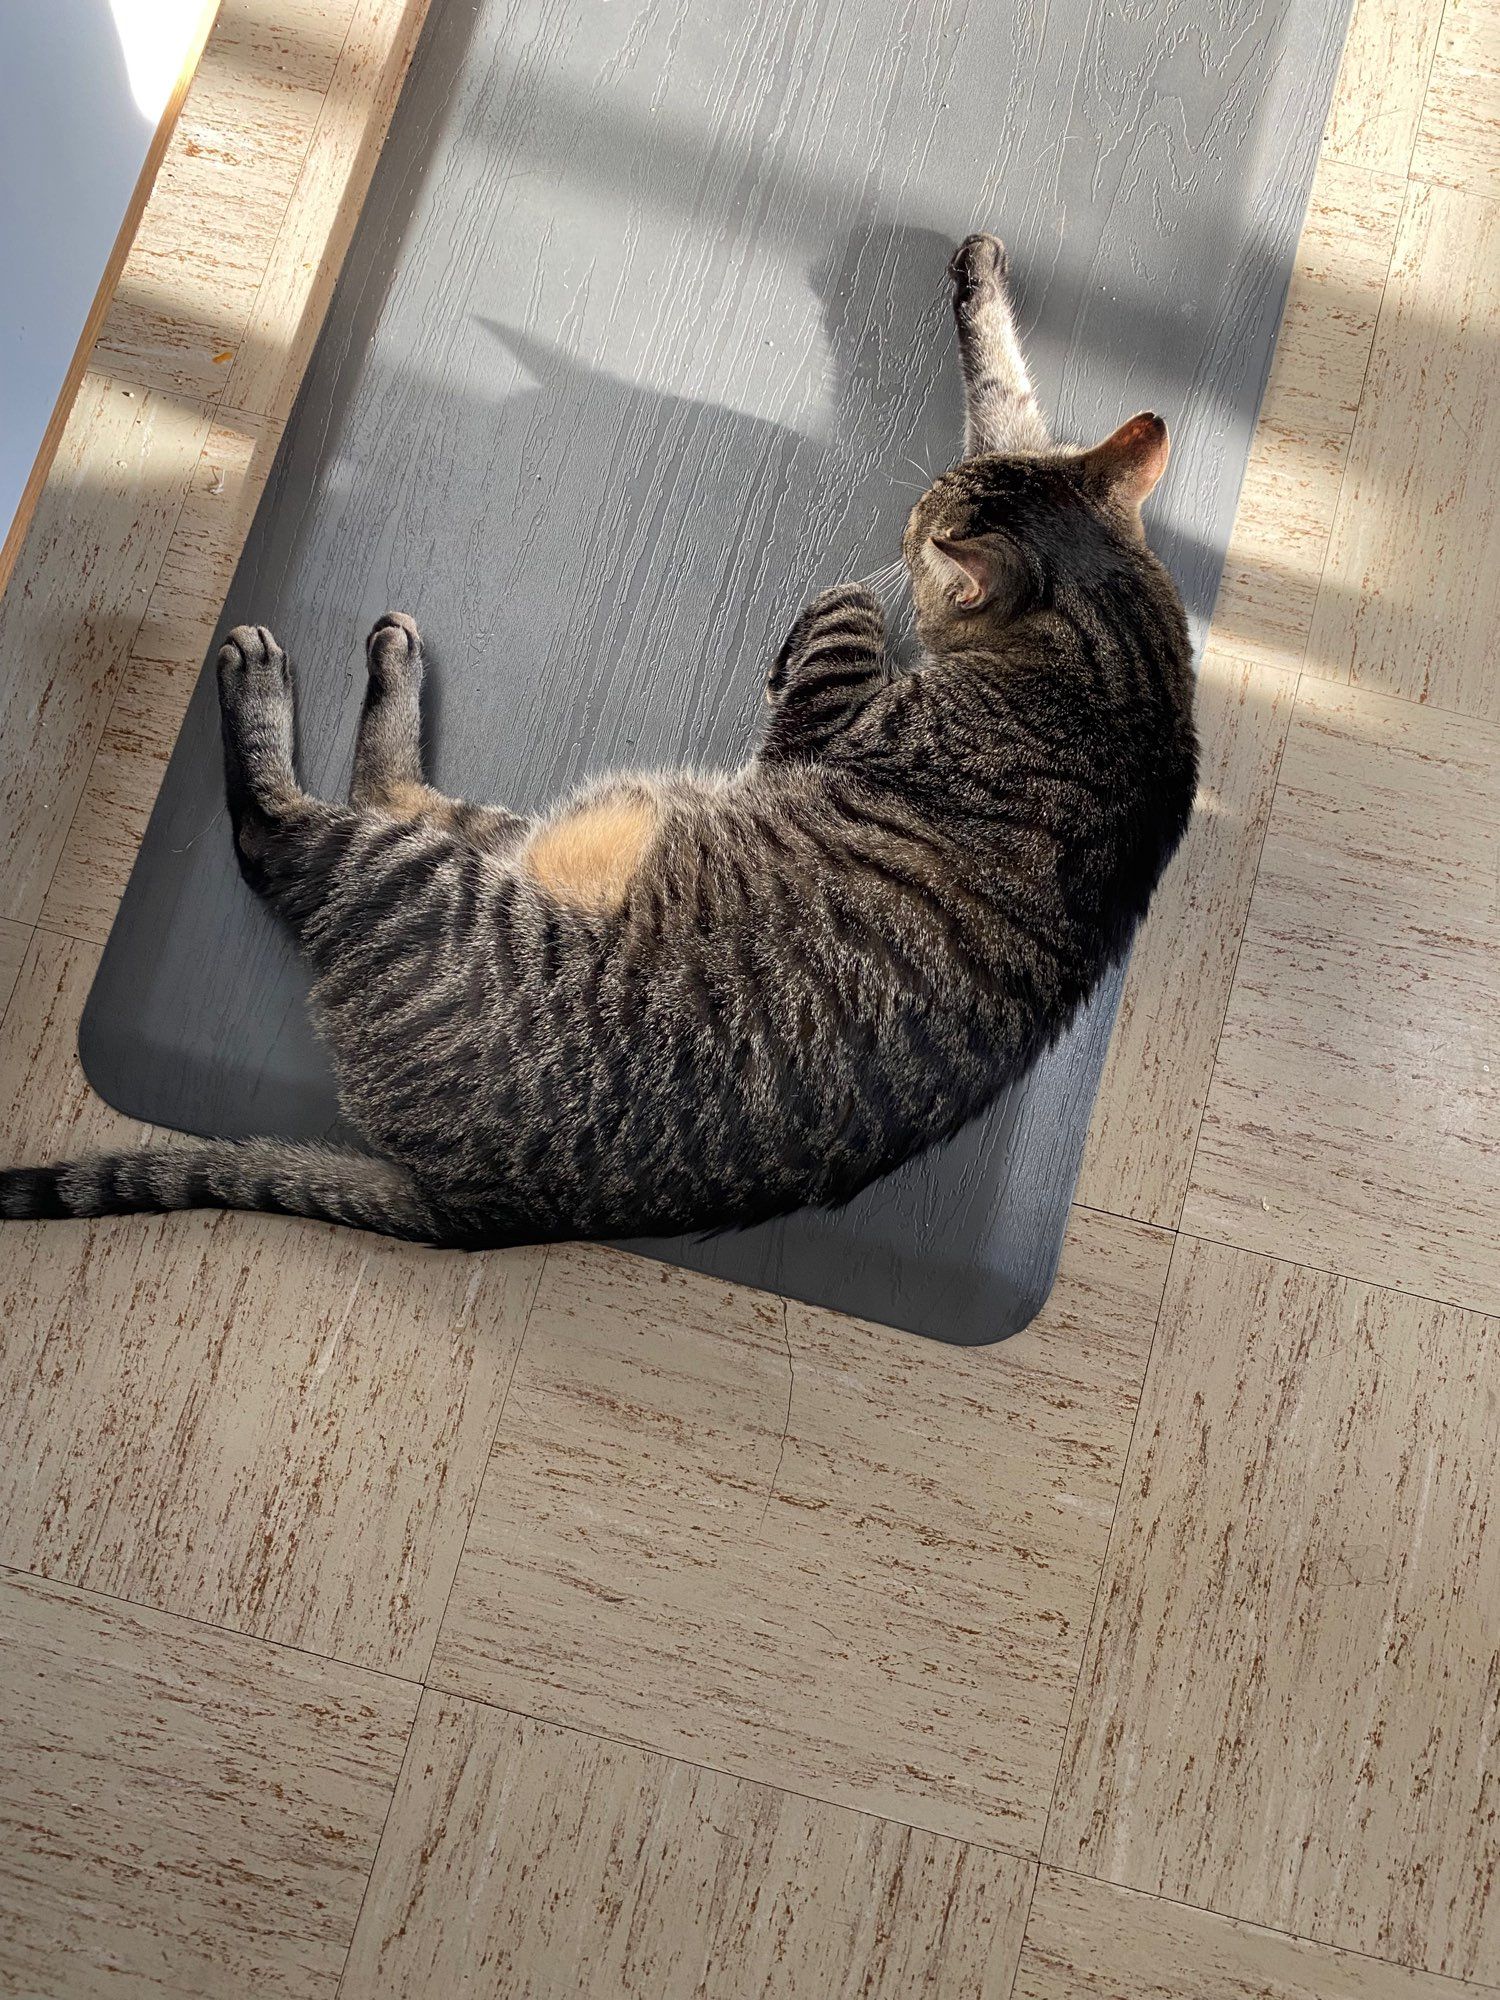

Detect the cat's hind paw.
[
  {"left": 365, "top": 611, "right": 424, "bottom": 690},
  {"left": 218, "top": 622, "right": 291, "bottom": 692},
  {"left": 948, "top": 232, "right": 1009, "bottom": 299}
]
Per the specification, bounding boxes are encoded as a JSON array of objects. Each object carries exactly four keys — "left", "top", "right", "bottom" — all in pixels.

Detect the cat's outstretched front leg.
[
  {"left": 350, "top": 613, "right": 529, "bottom": 855},
  {"left": 949, "top": 232, "right": 1049, "bottom": 457},
  {"left": 759, "top": 584, "right": 888, "bottom": 763}
]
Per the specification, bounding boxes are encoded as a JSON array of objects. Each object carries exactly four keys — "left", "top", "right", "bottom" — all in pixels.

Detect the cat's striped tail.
[{"left": 0, "top": 1140, "right": 440, "bottom": 1241}]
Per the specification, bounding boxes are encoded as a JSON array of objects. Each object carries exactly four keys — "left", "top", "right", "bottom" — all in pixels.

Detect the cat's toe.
[{"left": 948, "top": 232, "right": 1008, "bottom": 294}]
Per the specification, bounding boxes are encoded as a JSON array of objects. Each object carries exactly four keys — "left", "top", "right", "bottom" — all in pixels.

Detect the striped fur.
[{"left": 1, "top": 235, "right": 1198, "bottom": 1247}]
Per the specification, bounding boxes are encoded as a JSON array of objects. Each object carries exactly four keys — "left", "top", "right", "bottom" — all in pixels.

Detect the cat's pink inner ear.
[
  {"left": 931, "top": 534, "right": 1006, "bottom": 609},
  {"left": 1086, "top": 412, "right": 1170, "bottom": 509}
]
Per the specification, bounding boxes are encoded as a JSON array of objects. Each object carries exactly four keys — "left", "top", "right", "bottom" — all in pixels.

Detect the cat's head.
[{"left": 902, "top": 413, "right": 1170, "bottom": 643}]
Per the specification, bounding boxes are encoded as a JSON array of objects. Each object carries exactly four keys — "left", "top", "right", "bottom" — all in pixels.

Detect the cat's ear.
[
  {"left": 929, "top": 533, "right": 1014, "bottom": 611},
  {"left": 1080, "top": 412, "right": 1169, "bottom": 512}
]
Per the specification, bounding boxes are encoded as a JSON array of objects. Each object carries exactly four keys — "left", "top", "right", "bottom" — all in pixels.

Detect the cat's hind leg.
[
  {"left": 351, "top": 612, "right": 528, "bottom": 855},
  {"left": 218, "top": 622, "right": 357, "bottom": 928},
  {"left": 949, "top": 233, "right": 1049, "bottom": 457}
]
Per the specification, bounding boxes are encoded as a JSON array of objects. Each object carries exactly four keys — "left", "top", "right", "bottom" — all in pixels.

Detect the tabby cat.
[{"left": 1, "top": 234, "right": 1197, "bottom": 1245}]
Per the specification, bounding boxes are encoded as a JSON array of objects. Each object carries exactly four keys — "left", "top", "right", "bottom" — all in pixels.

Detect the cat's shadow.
[{"left": 429, "top": 220, "right": 967, "bottom": 793}]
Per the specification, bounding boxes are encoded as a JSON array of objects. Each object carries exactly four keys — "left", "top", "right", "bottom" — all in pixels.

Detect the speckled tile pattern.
[
  {"left": 1046, "top": 1235, "right": 1500, "bottom": 1982},
  {"left": 0, "top": 1212, "right": 543, "bottom": 1675},
  {"left": 1321, "top": 0, "right": 1449, "bottom": 174},
  {"left": 1411, "top": 0, "right": 1500, "bottom": 195},
  {"left": 0, "top": 1568, "right": 416, "bottom": 2000},
  {"left": 1208, "top": 159, "right": 1404, "bottom": 674},
  {"left": 0, "top": 375, "right": 210, "bottom": 929},
  {"left": 0, "top": 930, "right": 151, "bottom": 1162},
  {"left": 342, "top": 1692, "right": 1035, "bottom": 1999},
  {"left": 6, "top": 0, "right": 1500, "bottom": 1992},
  {"left": 1308, "top": 181, "right": 1500, "bottom": 719},
  {"left": 430, "top": 1211, "right": 1172, "bottom": 1852}
]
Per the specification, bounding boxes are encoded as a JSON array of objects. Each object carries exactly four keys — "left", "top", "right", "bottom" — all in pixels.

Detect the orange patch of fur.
[{"left": 525, "top": 794, "right": 658, "bottom": 911}]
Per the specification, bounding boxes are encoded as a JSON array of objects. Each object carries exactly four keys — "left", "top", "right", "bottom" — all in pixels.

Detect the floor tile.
[
  {"left": 1077, "top": 648, "right": 1295, "bottom": 1228},
  {"left": 1016, "top": 1870, "right": 1499, "bottom": 2000},
  {"left": 0, "top": 1211, "right": 542, "bottom": 1677},
  {"left": 431, "top": 1209, "right": 1172, "bottom": 1853},
  {"left": 0, "top": 1568, "right": 416, "bottom": 2000},
  {"left": 1210, "top": 161, "right": 1404, "bottom": 672},
  {"left": 1046, "top": 1237, "right": 1500, "bottom": 1983},
  {"left": 1321, "top": 0, "right": 1448, "bottom": 175},
  {"left": 0, "top": 930, "right": 151, "bottom": 1160},
  {"left": 1181, "top": 929, "right": 1499, "bottom": 1311},
  {"left": 0, "top": 934, "right": 546, "bottom": 1678},
  {"left": 1251, "top": 676, "right": 1500, "bottom": 957},
  {"left": 42, "top": 413, "right": 284, "bottom": 943},
  {"left": 226, "top": 0, "right": 431, "bottom": 424},
  {"left": 1307, "top": 182, "right": 1500, "bottom": 720},
  {"left": 1411, "top": 0, "right": 1500, "bottom": 198},
  {"left": 342, "top": 1692, "right": 1033, "bottom": 1999},
  {"left": 0, "top": 375, "right": 209, "bottom": 928}
]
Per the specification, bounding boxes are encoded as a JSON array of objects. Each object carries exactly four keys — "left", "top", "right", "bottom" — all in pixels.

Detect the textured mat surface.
[{"left": 83, "top": 0, "right": 1351, "bottom": 1340}]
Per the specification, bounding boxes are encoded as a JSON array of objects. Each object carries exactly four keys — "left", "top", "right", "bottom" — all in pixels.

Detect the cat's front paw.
[
  {"left": 768, "top": 584, "right": 885, "bottom": 698},
  {"left": 948, "top": 231, "right": 1009, "bottom": 301}
]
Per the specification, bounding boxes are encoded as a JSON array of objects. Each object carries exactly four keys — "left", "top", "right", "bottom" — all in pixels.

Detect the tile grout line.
[
  {"left": 1173, "top": 1223, "right": 1500, "bottom": 1325},
  {"left": 0, "top": 1555, "right": 424, "bottom": 1692},
  {"left": 0, "top": 921, "right": 40, "bottom": 1040},
  {"left": 1292, "top": 656, "right": 1500, "bottom": 726},
  {"left": 1032, "top": 1231, "right": 1179, "bottom": 1876},
  {"left": 331, "top": 1682, "right": 427, "bottom": 1999},
  {"left": 1002, "top": 1860, "right": 1045, "bottom": 2000},
  {"left": 414, "top": 1243, "right": 554, "bottom": 1685},
  {"left": 1169, "top": 661, "right": 1305, "bottom": 1234},
  {"left": 415, "top": 1669, "right": 1044, "bottom": 1869},
  {"left": 1401, "top": 0, "right": 1454, "bottom": 185},
  {"left": 1037, "top": 1857, "right": 1500, "bottom": 1994},
  {"left": 1291, "top": 162, "right": 1412, "bottom": 700}
]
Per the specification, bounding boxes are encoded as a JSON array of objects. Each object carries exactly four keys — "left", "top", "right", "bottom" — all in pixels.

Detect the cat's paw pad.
[
  {"left": 218, "top": 623, "right": 291, "bottom": 696},
  {"left": 366, "top": 611, "right": 424, "bottom": 687},
  {"left": 948, "top": 232, "right": 1009, "bottom": 298}
]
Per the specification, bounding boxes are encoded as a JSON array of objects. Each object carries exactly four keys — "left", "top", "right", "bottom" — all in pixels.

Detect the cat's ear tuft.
[
  {"left": 930, "top": 533, "right": 1011, "bottom": 610},
  {"left": 1081, "top": 412, "right": 1170, "bottom": 512}
]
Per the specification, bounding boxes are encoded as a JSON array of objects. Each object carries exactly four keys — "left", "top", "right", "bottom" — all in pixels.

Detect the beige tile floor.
[{"left": 1, "top": 0, "right": 1498, "bottom": 1992}]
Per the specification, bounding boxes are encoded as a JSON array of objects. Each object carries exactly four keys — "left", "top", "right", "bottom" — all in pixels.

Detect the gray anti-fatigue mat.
[{"left": 82, "top": 0, "right": 1352, "bottom": 1342}]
